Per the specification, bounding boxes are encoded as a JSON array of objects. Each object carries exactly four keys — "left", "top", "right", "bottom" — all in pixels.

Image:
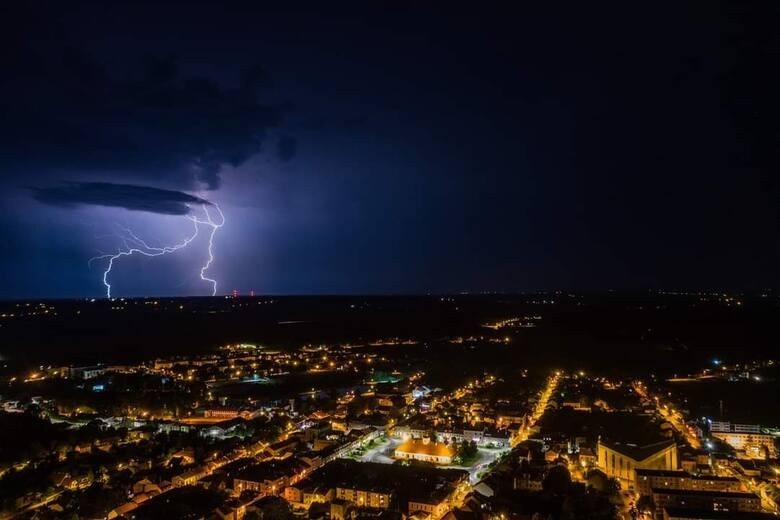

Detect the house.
[
  {"left": 107, "top": 501, "right": 139, "bottom": 519},
  {"left": 635, "top": 469, "right": 741, "bottom": 497},
  {"left": 394, "top": 439, "right": 455, "bottom": 465},
  {"left": 233, "top": 458, "right": 304, "bottom": 495},
  {"left": 268, "top": 437, "right": 300, "bottom": 458},
  {"left": 652, "top": 489, "right": 760, "bottom": 519},
  {"left": 172, "top": 466, "right": 206, "bottom": 487},
  {"left": 132, "top": 478, "right": 162, "bottom": 495}
]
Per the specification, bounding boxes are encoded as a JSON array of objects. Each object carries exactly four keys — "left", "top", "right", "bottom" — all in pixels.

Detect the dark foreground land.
[{"left": 1, "top": 291, "right": 778, "bottom": 375}]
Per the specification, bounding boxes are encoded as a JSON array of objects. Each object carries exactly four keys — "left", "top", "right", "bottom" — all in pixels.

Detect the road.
[
  {"left": 632, "top": 380, "right": 700, "bottom": 449},
  {"left": 4, "top": 491, "right": 63, "bottom": 520},
  {"left": 360, "top": 436, "right": 399, "bottom": 464},
  {"left": 511, "top": 371, "right": 561, "bottom": 447},
  {"left": 453, "top": 447, "right": 507, "bottom": 483}
]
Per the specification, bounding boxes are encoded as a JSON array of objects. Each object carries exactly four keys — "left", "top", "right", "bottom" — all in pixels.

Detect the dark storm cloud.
[
  {"left": 1, "top": 46, "right": 292, "bottom": 190},
  {"left": 30, "top": 182, "right": 211, "bottom": 215},
  {"left": 242, "top": 65, "right": 275, "bottom": 90},
  {"left": 276, "top": 136, "right": 298, "bottom": 162}
]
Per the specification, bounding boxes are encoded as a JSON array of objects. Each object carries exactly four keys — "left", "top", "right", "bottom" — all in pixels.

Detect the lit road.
[
  {"left": 2, "top": 491, "right": 63, "bottom": 520},
  {"left": 449, "top": 447, "right": 507, "bottom": 483},
  {"left": 436, "top": 372, "right": 562, "bottom": 520},
  {"left": 632, "top": 380, "right": 701, "bottom": 449},
  {"left": 511, "top": 371, "right": 561, "bottom": 447},
  {"left": 360, "top": 436, "right": 399, "bottom": 464}
]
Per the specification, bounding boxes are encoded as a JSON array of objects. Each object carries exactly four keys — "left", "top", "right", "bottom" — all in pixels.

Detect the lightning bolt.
[
  {"left": 190, "top": 203, "right": 225, "bottom": 296},
  {"left": 89, "top": 203, "right": 225, "bottom": 298}
]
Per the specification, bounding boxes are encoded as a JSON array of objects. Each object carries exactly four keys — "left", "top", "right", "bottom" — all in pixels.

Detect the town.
[{"left": 1, "top": 324, "right": 779, "bottom": 520}]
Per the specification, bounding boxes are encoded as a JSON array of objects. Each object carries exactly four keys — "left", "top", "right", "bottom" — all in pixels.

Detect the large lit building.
[
  {"left": 635, "top": 469, "right": 742, "bottom": 497},
  {"left": 334, "top": 486, "right": 392, "bottom": 509},
  {"left": 652, "top": 488, "right": 760, "bottom": 519},
  {"left": 709, "top": 422, "right": 775, "bottom": 458},
  {"left": 597, "top": 439, "right": 677, "bottom": 487},
  {"left": 203, "top": 408, "right": 240, "bottom": 420},
  {"left": 394, "top": 439, "right": 456, "bottom": 465},
  {"left": 408, "top": 489, "right": 454, "bottom": 520},
  {"left": 663, "top": 507, "right": 778, "bottom": 520},
  {"left": 66, "top": 365, "right": 106, "bottom": 380}
]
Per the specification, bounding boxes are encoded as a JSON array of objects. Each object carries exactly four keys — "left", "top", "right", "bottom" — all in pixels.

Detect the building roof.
[
  {"left": 112, "top": 502, "right": 139, "bottom": 515},
  {"left": 636, "top": 468, "right": 738, "bottom": 482},
  {"left": 663, "top": 507, "right": 777, "bottom": 519},
  {"left": 269, "top": 437, "right": 299, "bottom": 451},
  {"left": 599, "top": 439, "right": 675, "bottom": 462},
  {"left": 292, "top": 459, "right": 467, "bottom": 514},
  {"left": 635, "top": 469, "right": 687, "bottom": 478},
  {"left": 395, "top": 440, "right": 455, "bottom": 458},
  {"left": 736, "top": 458, "right": 760, "bottom": 470},
  {"left": 651, "top": 488, "right": 759, "bottom": 499},
  {"left": 234, "top": 458, "right": 303, "bottom": 483}
]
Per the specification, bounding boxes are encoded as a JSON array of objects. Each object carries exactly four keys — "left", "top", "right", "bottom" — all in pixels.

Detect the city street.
[{"left": 359, "top": 436, "right": 400, "bottom": 464}]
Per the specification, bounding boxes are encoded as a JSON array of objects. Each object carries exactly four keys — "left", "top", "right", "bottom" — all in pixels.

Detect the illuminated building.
[
  {"left": 406, "top": 479, "right": 469, "bottom": 520},
  {"left": 233, "top": 459, "right": 304, "bottom": 494},
  {"left": 662, "top": 507, "right": 778, "bottom": 519},
  {"left": 710, "top": 421, "right": 759, "bottom": 433},
  {"left": 66, "top": 365, "right": 106, "bottom": 380},
  {"left": 709, "top": 422, "right": 775, "bottom": 458},
  {"left": 408, "top": 495, "right": 451, "bottom": 519},
  {"left": 651, "top": 488, "right": 760, "bottom": 518},
  {"left": 172, "top": 466, "right": 206, "bottom": 487},
  {"left": 204, "top": 408, "right": 240, "bottom": 419},
  {"left": 394, "top": 439, "right": 455, "bottom": 465},
  {"left": 635, "top": 469, "right": 741, "bottom": 497},
  {"left": 282, "top": 485, "right": 330, "bottom": 507},
  {"left": 597, "top": 439, "right": 677, "bottom": 486},
  {"left": 496, "top": 412, "right": 526, "bottom": 429},
  {"left": 334, "top": 487, "right": 392, "bottom": 509}
]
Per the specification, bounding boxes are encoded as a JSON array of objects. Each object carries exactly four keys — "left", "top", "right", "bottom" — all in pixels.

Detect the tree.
[
  {"left": 542, "top": 465, "right": 572, "bottom": 495},
  {"left": 253, "top": 495, "right": 294, "bottom": 520},
  {"left": 636, "top": 494, "right": 654, "bottom": 514},
  {"left": 456, "top": 441, "right": 478, "bottom": 464},
  {"left": 240, "top": 489, "right": 258, "bottom": 502},
  {"left": 586, "top": 469, "right": 610, "bottom": 492},
  {"left": 76, "top": 484, "right": 125, "bottom": 518},
  {"left": 561, "top": 491, "right": 616, "bottom": 520}
]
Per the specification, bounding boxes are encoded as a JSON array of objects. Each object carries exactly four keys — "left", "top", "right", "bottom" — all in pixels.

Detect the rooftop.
[
  {"left": 651, "top": 488, "right": 759, "bottom": 499},
  {"left": 234, "top": 458, "right": 305, "bottom": 483},
  {"left": 292, "top": 460, "right": 468, "bottom": 513},
  {"left": 663, "top": 507, "right": 777, "bottom": 519},
  {"left": 599, "top": 439, "right": 675, "bottom": 462},
  {"left": 395, "top": 440, "right": 455, "bottom": 458},
  {"left": 636, "top": 469, "right": 739, "bottom": 482}
]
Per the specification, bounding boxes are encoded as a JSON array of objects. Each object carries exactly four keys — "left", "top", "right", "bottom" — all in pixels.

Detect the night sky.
[{"left": 1, "top": 2, "right": 779, "bottom": 298}]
